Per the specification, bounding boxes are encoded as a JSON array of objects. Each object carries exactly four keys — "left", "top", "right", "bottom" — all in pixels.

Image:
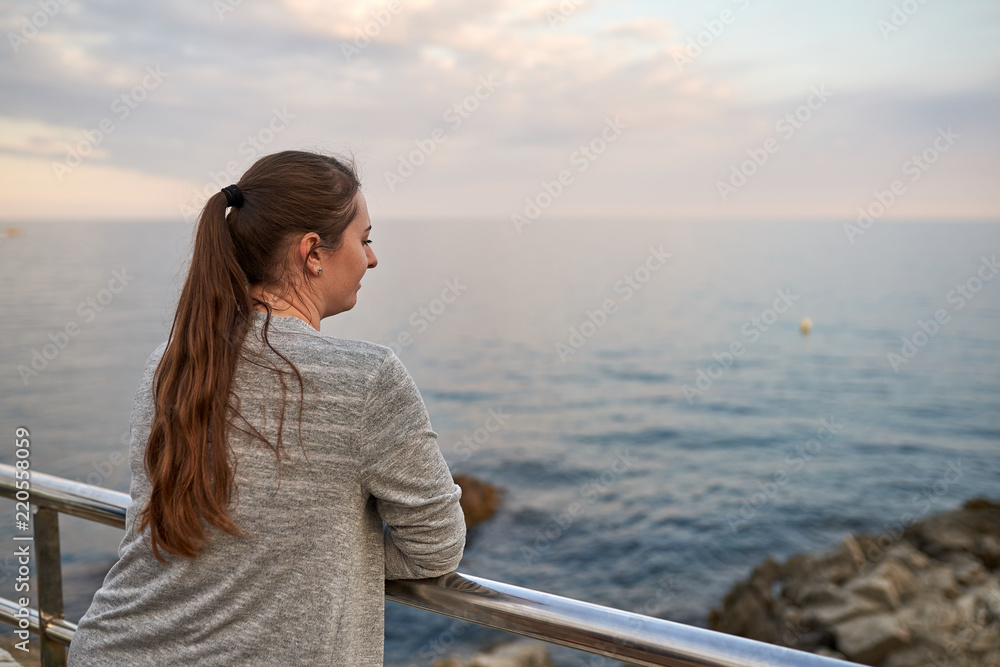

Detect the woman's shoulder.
[
  {"left": 141, "top": 340, "right": 169, "bottom": 377},
  {"left": 283, "top": 331, "right": 424, "bottom": 400},
  {"left": 299, "top": 333, "right": 396, "bottom": 373},
  {"left": 248, "top": 313, "right": 402, "bottom": 377}
]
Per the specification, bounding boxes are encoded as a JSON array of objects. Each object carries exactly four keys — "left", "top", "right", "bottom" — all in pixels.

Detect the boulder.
[
  {"left": 454, "top": 474, "right": 504, "bottom": 530},
  {"left": 786, "top": 582, "right": 845, "bottom": 608},
  {"left": 833, "top": 613, "right": 910, "bottom": 664},
  {"left": 807, "top": 595, "right": 882, "bottom": 626},
  {"left": 709, "top": 497, "right": 1000, "bottom": 666},
  {"left": 945, "top": 551, "right": 988, "bottom": 586},
  {"left": 433, "top": 641, "right": 554, "bottom": 667},
  {"left": 846, "top": 575, "right": 900, "bottom": 611},
  {"left": 883, "top": 539, "right": 931, "bottom": 572}
]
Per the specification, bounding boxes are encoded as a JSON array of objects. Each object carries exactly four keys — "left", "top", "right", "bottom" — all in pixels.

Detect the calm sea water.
[{"left": 1, "top": 219, "right": 998, "bottom": 665}]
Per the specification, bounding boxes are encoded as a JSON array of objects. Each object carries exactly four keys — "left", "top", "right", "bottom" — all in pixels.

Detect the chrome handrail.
[
  {"left": 0, "top": 464, "right": 857, "bottom": 667},
  {"left": 0, "top": 597, "right": 77, "bottom": 646},
  {"left": 3, "top": 466, "right": 129, "bottom": 528}
]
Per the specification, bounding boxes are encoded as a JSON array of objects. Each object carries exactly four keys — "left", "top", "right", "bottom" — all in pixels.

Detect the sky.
[{"left": 0, "top": 0, "right": 998, "bottom": 223}]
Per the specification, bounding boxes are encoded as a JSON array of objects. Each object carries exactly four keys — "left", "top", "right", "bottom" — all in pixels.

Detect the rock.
[
  {"left": 454, "top": 474, "right": 504, "bottom": 530},
  {"left": 815, "top": 646, "right": 847, "bottom": 660},
  {"left": 807, "top": 596, "right": 882, "bottom": 626},
  {"left": 878, "top": 560, "right": 918, "bottom": 596},
  {"left": 967, "top": 621, "right": 1000, "bottom": 654},
  {"left": 468, "top": 641, "right": 553, "bottom": 667},
  {"left": 847, "top": 574, "right": 900, "bottom": 611},
  {"left": 884, "top": 539, "right": 931, "bottom": 572},
  {"left": 811, "top": 536, "right": 866, "bottom": 584},
  {"left": 708, "top": 557, "right": 786, "bottom": 644},
  {"left": 903, "top": 497, "right": 999, "bottom": 563},
  {"left": 922, "top": 564, "right": 961, "bottom": 599},
  {"left": 709, "top": 497, "right": 1000, "bottom": 667},
  {"left": 895, "top": 593, "right": 961, "bottom": 637},
  {"left": 976, "top": 533, "right": 1000, "bottom": 569},
  {"left": 921, "top": 528, "right": 976, "bottom": 559},
  {"left": 834, "top": 613, "right": 910, "bottom": 664},
  {"left": 786, "top": 582, "right": 845, "bottom": 608},
  {"left": 842, "top": 559, "right": 917, "bottom": 613},
  {"left": 433, "top": 641, "right": 554, "bottom": 667},
  {"left": 944, "top": 551, "right": 988, "bottom": 586},
  {"left": 882, "top": 645, "right": 940, "bottom": 667}
]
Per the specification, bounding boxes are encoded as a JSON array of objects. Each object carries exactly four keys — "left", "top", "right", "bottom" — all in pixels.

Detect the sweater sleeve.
[{"left": 358, "top": 350, "right": 466, "bottom": 580}]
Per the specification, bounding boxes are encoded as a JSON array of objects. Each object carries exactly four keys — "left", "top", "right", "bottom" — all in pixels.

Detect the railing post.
[{"left": 35, "top": 508, "right": 67, "bottom": 667}]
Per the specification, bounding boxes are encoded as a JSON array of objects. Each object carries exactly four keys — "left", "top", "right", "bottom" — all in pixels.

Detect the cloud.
[
  {"left": 601, "top": 18, "right": 675, "bottom": 43},
  {"left": 0, "top": 0, "right": 996, "bottom": 221},
  {"left": 0, "top": 117, "right": 94, "bottom": 158}
]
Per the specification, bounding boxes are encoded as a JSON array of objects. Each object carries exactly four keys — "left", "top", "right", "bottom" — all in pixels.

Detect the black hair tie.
[{"left": 221, "top": 184, "right": 244, "bottom": 208}]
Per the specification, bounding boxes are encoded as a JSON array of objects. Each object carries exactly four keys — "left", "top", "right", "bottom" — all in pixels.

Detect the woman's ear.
[{"left": 298, "top": 232, "right": 323, "bottom": 269}]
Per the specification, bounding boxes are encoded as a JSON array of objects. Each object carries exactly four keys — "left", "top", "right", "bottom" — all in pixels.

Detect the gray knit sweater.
[{"left": 67, "top": 312, "right": 466, "bottom": 666}]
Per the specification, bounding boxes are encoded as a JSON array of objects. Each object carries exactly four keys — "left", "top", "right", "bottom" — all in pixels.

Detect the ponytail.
[{"left": 138, "top": 192, "right": 252, "bottom": 562}]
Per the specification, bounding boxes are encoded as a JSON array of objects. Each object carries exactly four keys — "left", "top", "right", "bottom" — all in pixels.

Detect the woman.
[{"left": 68, "top": 150, "right": 466, "bottom": 666}]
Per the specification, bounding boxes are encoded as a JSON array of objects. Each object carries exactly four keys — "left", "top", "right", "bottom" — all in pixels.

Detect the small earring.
[{"left": 317, "top": 268, "right": 323, "bottom": 275}]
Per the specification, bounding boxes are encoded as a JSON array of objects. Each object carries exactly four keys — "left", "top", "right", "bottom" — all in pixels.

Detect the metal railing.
[{"left": 0, "top": 463, "right": 858, "bottom": 667}]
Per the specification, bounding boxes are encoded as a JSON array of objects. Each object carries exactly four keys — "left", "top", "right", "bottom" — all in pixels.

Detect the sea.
[{"left": 1, "top": 218, "right": 998, "bottom": 665}]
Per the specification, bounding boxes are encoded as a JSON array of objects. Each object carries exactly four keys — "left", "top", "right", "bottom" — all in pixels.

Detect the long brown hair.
[{"left": 138, "top": 150, "right": 361, "bottom": 563}]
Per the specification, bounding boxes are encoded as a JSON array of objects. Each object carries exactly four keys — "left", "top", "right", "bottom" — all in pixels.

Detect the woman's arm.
[{"left": 358, "top": 351, "right": 466, "bottom": 579}]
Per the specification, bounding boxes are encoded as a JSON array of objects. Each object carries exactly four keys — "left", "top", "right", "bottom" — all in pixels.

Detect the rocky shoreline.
[
  {"left": 435, "top": 495, "right": 1000, "bottom": 667},
  {"left": 709, "top": 497, "right": 1000, "bottom": 666}
]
